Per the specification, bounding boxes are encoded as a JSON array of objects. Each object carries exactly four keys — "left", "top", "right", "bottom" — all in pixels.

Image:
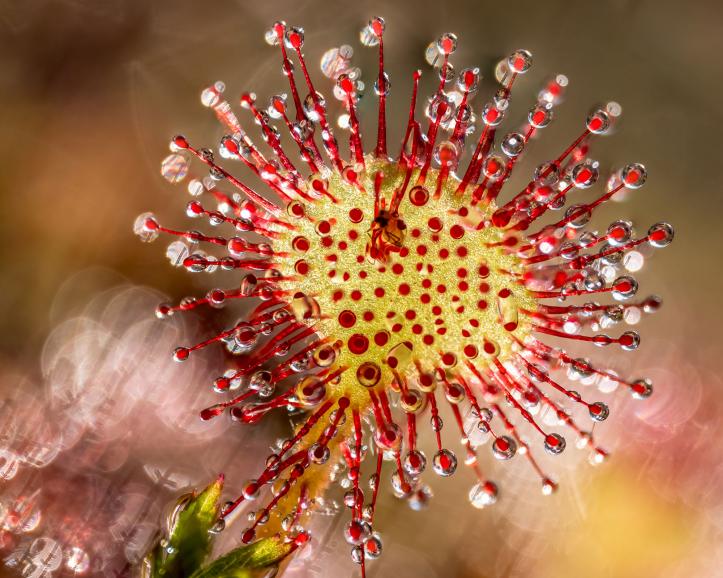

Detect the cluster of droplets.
[{"left": 136, "top": 15, "right": 673, "bottom": 575}]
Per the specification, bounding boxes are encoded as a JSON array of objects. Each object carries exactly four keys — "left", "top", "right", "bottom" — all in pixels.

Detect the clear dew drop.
[
  {"left": 544, "top": 433, "right": 566, "bottom": 455},
  {"left": 161, "top": 153, "right": 190, "bottom": 183},
  {"left": 209, "top": 519, "right": 226, "bottom": 534},
  {"left": 492, "top": 435, "right": 517, "bottom": 460},
  {"left": 407, "top": 485, "right": 433, "bottom": 511},
  {"left": 166, "top": 240, "right": 190, "bottom": 267},
  {"left": 468, "top": 480, "right": 498, "bottom": 509},
  {"left": 364, "top": 534, "right": 383, "bottom": 559},
  {"left": 65, "top": 547, "right": 90, "bottom": 574},
  {"left": 403, "top": 450, "right": 427, "bottom": 476},
  {"left": 359, "top": 26, "right": 378, "bottom": 49},
  {"left": 589, "top": 402, "right": 610, "bottom": 422},
  {"left": 432, "top": 449, "right": 457, "bottom": 476},
  {"left": 133, "top": 212, "right": 159, "bottom": 243}
]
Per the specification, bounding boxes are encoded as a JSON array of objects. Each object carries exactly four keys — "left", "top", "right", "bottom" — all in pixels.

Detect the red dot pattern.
[{"left": 289, "top": 205, "right": 518, "bottom": 360}]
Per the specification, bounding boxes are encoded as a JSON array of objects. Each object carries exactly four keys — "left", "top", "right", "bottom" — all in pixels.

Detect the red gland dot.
[
  {"left": 440, "top": 35, "right": 455, "bottom": 55},
  {"left": 625, "top": 169, "right": 641, "bottom": 185},
  {"left": 450, "top": 224, "right": 465, "bottom": 239},
  {"left": 288, "top": 31, "right": 303, "bottom": 49},
  {"left": 294, "top": 260, "right": 309, "bottom": 275},
  {"left": 348, "top": 334, "right": 369, "bottom": 355},
  {"left": 351, "top": 290, "right": 363, "bottom": 301},
  {"left": 173, "top": 135, "right": 189, "bottom": 149},
  {"left": 374, "top": 287, "right": 385, "bottom": 298},
  {"left": 615, "top": 279, "right": 633, "bottom": 292},
  {"left": 374, "top": 331, "right": 389, "bottom": 346},
  {"left": 338, "top": 310, "right": 357, "bottom": 328},
  {"left": 316, "top": 220, "right": 331, "bottom": 235},
  {"left": 339, "top": 76, "right": 355, "bottom": 94},
  {"left": 342, "top": 167, "right": 358, "bottom": 183},
  {"left": 545, "top": 433, "right": 560, "bottom": 447},
  {"left": 619, "top": 333, "right": 636, "bottom": 348},
  {"left": 227, "top": 237, "right": 245, "bottom": 254},
  {"left": 399, "top": 283, "right": 411, "bottom": 296},
  {"left": 483, "top": 341, "right": 497, "bottom": 355},
  {"left": 410, "top": 185, "right": 430, "bottom": 206},
  {"left": 588, "top": 116, "right": 603, "bottom": 132},
  {"left": 349, "top": 208, "right": 363, "bottom": 223},
  {"left": 363, "top": 311, "right": 374, "bottom": 322},
  {"left": 428, "top": 217, "right": 443, "bottom": 232}
]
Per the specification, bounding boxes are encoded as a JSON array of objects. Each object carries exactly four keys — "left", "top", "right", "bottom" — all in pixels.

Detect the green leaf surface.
[
  {"left": 144, "top": 475, "right": 224, "bottom": 578},
  {"left": 189, "top": 537, "right": 293, "bottom": 578}
]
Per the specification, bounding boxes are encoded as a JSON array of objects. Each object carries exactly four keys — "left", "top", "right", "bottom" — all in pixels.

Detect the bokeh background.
[{"left": 1, "top": 0, "right": 722, "bottom": 576}]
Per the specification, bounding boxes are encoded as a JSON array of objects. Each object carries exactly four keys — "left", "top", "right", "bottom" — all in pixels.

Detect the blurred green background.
[{"left": 1, "top": 0, "right": 722, "bottom": 576}]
